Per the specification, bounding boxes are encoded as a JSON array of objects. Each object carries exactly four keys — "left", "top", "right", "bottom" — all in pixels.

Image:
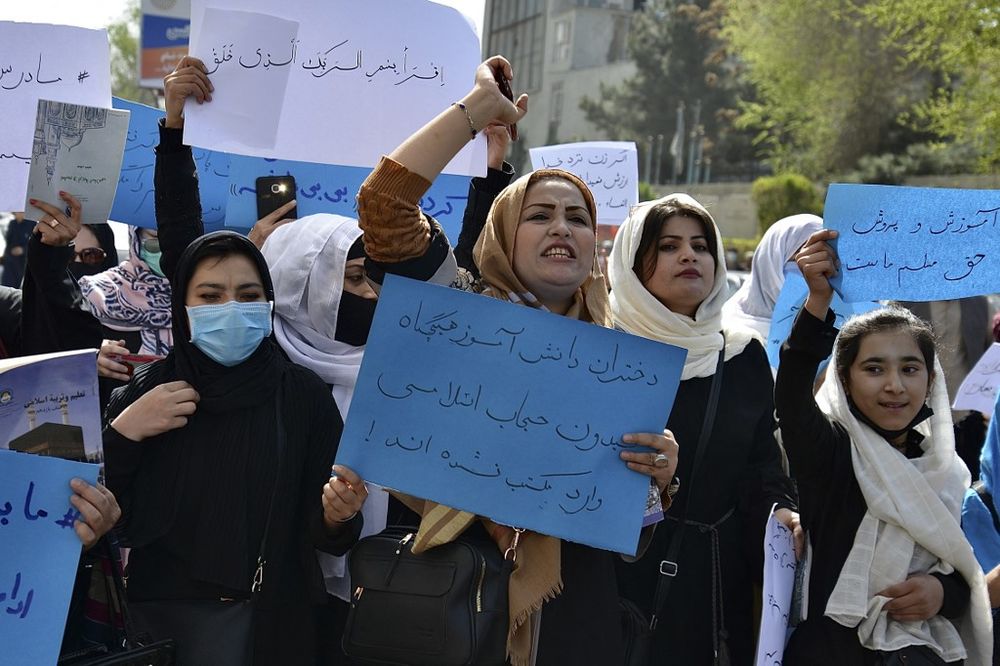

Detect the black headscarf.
[
  {"left": 169, "top": 231, "right": 284, "bottom": 412},
  {"left": 107, "top": 231, "right": 288, "bottom": 591},
  {"left": 67, "top": 223, "right": 120, "bottom": 280}
]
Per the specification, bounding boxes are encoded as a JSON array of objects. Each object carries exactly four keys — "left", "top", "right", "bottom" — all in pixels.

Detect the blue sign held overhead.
[
  {"left": 0, "top": 451, "right": 100, "bottom": 666},
  {"left": 224, "top": 155, "right": 470, "bottom": 242},
  {"left": 110, "top": 97, "right": 229, "bottom": 231},
  {"left": 766, "top": 271, "right": 879, "bottom": 369},
  {"left": 824, "top": 183, "right": 1000, "bottom": 302},
  {"left": 335, "top": 276, "right": 688, "bottom": 555}
]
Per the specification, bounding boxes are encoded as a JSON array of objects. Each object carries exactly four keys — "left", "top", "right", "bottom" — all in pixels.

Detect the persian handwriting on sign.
[
  {"left": 0, "top": 479, "right": 82, "bottom": 529},
  {"left": 0, "top": 54, "right": 65, "bottom": 92},
  {"left": 184, "top": 1, "right": 485, "bottom": 176},
  {"left": 395, "top": 300, "right": 661, "bottom": 386},
  {"left": 0, "top": 573, "right": 34, "bottom": 620},
  {"left": 336, "top": 276, "right": 687, "bottom": 554},
  {"left": 223, "top": 154, "right": 470, "bottom": 241},
  {"left": 824, "top": 184, "right": 1000, "bottom": 301},
  {"left": 754, "top": 507, "right": 798, "bottom": 666},
  {"left": 112, "top": 97, "right": 229, "bottom": 230},
  {"left": 529, "top": 142, "right": 640, "bottom": 226},
  {"left": 953, "top": 343, "right": 1000, "bottom": 414},
  {"left": 0, "top": 22, "right": 112, "bottom": 211},
  {"left": 205, "top": 39, "right": 445, "bottom": 86}
]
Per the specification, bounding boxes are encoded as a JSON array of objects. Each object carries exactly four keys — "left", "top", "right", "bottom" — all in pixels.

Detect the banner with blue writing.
[
  {"left": 0, "top": 451, "right": 100, "bottom": 666},
  {"left": 224, "top": 155, "right": 470, "bottom": 241},
  {"left": 825, "top": 183, "right": 1000, "bottom": 302},
  {"left": 336, "top": 276, "right": 687, "bottom": 555}
]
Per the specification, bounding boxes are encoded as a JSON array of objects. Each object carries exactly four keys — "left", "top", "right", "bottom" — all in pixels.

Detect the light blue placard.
[
  {"left": 336, "top": 276, "right": 687, "bottom": 555},
  {"left": 824, "top": 183, "right": 1000, "bottom": 302},
  {"left": 223, "top": 156, "right": 470, "bottom": 242},
  {"left": 0, "top": 452, "right": 100, "bottom": 666},
  {"left": 766, "top": 271, "right": 879, "bottom": 368},
  {"left": 110, "top": 97, "right": 229, "bottom": 231}
]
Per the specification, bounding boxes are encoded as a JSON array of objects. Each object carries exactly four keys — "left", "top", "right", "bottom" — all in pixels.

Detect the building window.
[
  {"left": 608, "top": 14, "right": 630, "bottom": 62},
  {"left": 550, "top": 81, "right": 564, "bottom": 123},
  {"left": 553, "top": 18, "right": 571, "bottom": 63}
]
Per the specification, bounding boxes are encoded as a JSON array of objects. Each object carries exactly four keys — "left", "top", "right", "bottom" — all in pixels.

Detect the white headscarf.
[
  {"left": 608, "top": 193, "right": 756, "bottom": 380},
  {"left": 262, "top": 213, "right": 388, "bottom": 599},
  {"left": 262, "top": 213, "right": 366, "bottom": 415},
  {"left": 722, "top": 214, "right": 823, "bottom": 339},
  {"left": 817, "top": 351, "right": 992, "bottom": 664}
]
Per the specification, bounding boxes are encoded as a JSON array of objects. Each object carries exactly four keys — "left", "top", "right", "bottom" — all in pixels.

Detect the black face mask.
[
  {"left": 334, "top": 291, "right": 377, "bottom": 347},
  {"left": 68, "top": 261, "right": 105, "bottom": 281}
]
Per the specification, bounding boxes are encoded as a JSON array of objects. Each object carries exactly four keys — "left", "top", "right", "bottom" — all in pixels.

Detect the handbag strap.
[
  {"left": 252, "top": 382, "right": 286, "bottom": 595},
  {"left": 648, "top": 342, "right": 726, "bottom": 630}
]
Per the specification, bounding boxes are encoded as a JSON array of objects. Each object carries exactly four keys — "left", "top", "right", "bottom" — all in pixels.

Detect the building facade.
[{"left": 483, "top": 0, "right": 644, "bottom": 171}]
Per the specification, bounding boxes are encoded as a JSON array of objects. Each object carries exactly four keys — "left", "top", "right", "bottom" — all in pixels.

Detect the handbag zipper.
[
  {"left": 475, "top": 553, "right": 486, "bottom": 612},
  {"left": 354, "top": 586, "right": 364, "bottom": 601}
]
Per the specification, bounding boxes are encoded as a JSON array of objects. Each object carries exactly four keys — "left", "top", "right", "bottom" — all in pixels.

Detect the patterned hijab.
[
  {"left": 414, "top": 169, "right": 610, "bottom": 666},
  {"left": 79, "top": 226, "right": 173, "bottom": 355}
]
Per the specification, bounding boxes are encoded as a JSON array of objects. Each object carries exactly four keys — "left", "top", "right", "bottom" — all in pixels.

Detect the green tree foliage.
[
  {"left": 108, "top": 0, "right": 160, "bottom": 106},
  {"left": 751, "top": 174, "right": 823, "bottom": 235},
  {"left": 580, "top": 0, "right": 755, "bottom": 178},
  {"left": 866, "top": 1, "right": 1000, "bottom": 171},
  {"left": 724, "top": 0, "right": 938, "bottom": 179}
]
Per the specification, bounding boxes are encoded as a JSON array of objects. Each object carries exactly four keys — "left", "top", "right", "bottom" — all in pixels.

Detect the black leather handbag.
[
  {"left": 620, "top": 346, "right": 726, "bottom": 666},
  {"left": 343, "top": 526, "right": 512, "bottom": 666}
]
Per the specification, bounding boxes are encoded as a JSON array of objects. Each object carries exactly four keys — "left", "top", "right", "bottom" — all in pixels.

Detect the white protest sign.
[
  {"left": 0, "top": 23, "right": 111, "bottom": 211},
  {"left": 25, "top": 100, "right": 130, "bottom": 225},
  {"left": 186, "top": 0, "right": 486, "bottom": 176},
  {"left": 953, "top": 343, "right": 1000, "bottom": 414},
  {"left": 529, "top": 141, "right": 639, "bottom": 226},
  {"left": 755, "top": 507, "right": 796, "bottom": 666}
]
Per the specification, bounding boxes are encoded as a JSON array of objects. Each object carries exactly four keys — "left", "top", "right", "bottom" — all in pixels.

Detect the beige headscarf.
[
  {"left": 409, "top": 169, "right": 611, "bottom": 666},
  {"left": 608, "top": 193, "right": 756, "bottom": 380}
]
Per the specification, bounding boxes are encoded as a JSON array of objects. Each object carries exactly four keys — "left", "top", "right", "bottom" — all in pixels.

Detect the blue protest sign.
[
  {"left": 0, "top": 451, "right": 100, "bottom": 666},
  {"left": 111, "top": 97, "right": 229, "bottom": 231},
  {"left": 766, "top": 271, "right": 879, "bottom": 368},
  {"left": 224, "top": 155, "right": 470, "bottom": 242},
  {"left": 336, "top": 276, "right": 687, "bottom": 555},
  {"left": 824, "top": 183, "right": 1000, "bottom": 302}
]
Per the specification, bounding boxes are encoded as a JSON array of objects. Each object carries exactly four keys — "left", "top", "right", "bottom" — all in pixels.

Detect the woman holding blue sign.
[
  {"left": 100, "top": 55, "right": 370, "bottom": 665},
  {"left": 355, "top": 55, "right": 680, "bottom": 666},
  {"left": 775, "top": 229, "right": 991, "bottom": 664},
  {"left": 609, "top": 193, "right": 799, "bottom": 665}
]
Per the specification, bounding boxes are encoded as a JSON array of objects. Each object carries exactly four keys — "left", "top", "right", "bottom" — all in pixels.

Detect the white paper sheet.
[
  {"left": 529, "top": 141, "right": 639, "bottom": 226},
  {"left": 185, "top": 0, "right": 486, "bottom": 176},
  {"left": 24, "top": 100, "right": 130, "bottom": 225},
  {"left": 953, "top": 342, "right": 1000, "bottom": 414},
  {"left": 0, "top": 22, "right": 112, "bottom": 210},
  {"left": 755, "top": 507, "right": 797, "bottom": 666}
]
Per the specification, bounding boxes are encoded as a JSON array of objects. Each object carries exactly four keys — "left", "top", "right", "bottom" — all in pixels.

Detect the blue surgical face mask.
[
  {"left": 140, "top": 245, "right": 165, "bottom": 277},
  {"left": 186, "top": 301, "right": 273, "bottom": 367}
]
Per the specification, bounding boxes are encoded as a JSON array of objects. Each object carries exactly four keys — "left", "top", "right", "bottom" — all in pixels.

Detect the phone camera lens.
[{"left": 271, "top": 184, "right": 282, "bottom": 194}]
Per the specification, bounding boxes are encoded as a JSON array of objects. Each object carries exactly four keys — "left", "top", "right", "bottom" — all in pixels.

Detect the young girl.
[{"left": 775, "top": 229, "right": 991, "bottom": 665}]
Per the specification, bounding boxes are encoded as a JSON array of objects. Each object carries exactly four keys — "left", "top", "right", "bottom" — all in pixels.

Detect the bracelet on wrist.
[{"left": 452, "top": 101, "right": 477, "bottom": 139}]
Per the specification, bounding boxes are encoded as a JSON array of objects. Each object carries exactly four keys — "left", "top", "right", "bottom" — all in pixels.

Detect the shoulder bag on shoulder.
[
  {"left": 621, "top": 345, "right": 726, "bottom": 666},
  {"left": 342, "top": 525, "right": 514, "bottom": 665},
  {"left": 128, "top": 389, "right": 287, "bottom": 666}
]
